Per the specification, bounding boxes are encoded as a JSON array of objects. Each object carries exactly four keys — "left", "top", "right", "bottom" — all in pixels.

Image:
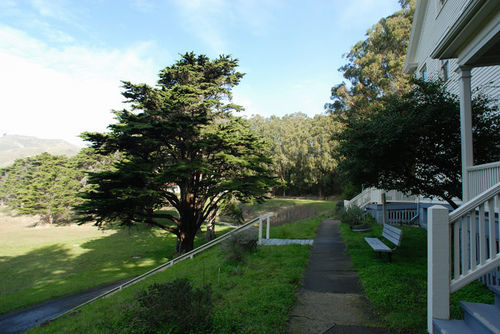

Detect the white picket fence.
[
  {"left": 387, "top": 208, "right": 418, "bottom": 225},
  {"left": 427, "top": 183, "right": 500, "bottom": 333}
]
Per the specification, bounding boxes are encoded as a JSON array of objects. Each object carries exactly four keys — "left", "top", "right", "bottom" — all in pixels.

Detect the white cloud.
[
  {"left": 0, "top": 26, "right": 161, "bottom": 146},
  {"left": 171, "top": 0, "right": 283, "bottom": 53}
]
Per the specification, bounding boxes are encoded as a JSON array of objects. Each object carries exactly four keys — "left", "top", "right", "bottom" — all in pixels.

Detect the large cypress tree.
[{"left": 77, "top": 52, "right": 274, "bottom": 253}]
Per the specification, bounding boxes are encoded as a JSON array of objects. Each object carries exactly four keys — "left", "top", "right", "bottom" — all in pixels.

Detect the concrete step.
[
  {"left": 461, "top": 301, "right": 500, "bottom": 334},
  {"left": 433, "top": 319, "right": 475, "bottom": 334},
  {"left": 489, "top": 285, "right": 500, "bottom": 308}
]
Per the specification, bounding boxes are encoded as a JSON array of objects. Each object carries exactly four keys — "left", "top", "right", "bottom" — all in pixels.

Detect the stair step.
[
  {"left": 461, "top": 301, "right": 500, "bottom": 334},
  {"left": 490, "top": 285, "right": 500, "bottom": 308},
  {"left": 433, "top": 319, "right": 475, "bottom": 334}
]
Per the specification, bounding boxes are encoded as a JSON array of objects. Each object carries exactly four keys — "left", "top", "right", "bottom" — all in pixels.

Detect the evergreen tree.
[{"left": 77, "top": 53, "right": 274, "bottom": 253}]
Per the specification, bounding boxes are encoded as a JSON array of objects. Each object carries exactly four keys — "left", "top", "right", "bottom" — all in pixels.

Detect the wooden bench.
[{"left": 364, "top": 224, "right": 403, "bottom": 262}]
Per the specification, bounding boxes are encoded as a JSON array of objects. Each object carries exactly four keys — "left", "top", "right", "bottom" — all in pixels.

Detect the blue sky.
[{"left": 0, "top": 0, "right": 402, "bottom": 146}]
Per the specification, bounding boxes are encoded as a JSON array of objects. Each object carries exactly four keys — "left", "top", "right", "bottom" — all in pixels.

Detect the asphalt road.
[{"left": 0, "top": 277, "right": 134, "bottom": 334}]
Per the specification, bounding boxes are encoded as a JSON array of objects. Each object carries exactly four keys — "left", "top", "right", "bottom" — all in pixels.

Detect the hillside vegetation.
[{"left": 0, "top": 135, "right": 79, "bottom": 167}]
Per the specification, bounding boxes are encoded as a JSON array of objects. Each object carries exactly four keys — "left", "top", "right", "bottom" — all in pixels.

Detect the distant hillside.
[{"left": 0, "top": 135, "right": 80, "bottom": 168}]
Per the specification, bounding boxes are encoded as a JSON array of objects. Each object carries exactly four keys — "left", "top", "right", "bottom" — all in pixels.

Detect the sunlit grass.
[
  {"left": 340, "top": 223, "right": 494, "bottom": 334},
  {"left": 0, "top": 221, "right": 231, "bottom": 314},
  {"left": 29, "top": 214, "right": 324, "bottom": 334}
]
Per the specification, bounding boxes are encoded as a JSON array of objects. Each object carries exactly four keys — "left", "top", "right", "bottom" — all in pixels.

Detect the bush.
[
  {"left": 124, "top": 278, "right": 213, "bottom": 334},
  {"left": 338, "top": 205, "right": 364, "bottom": 226},
  {"left": 334, "top": 201, "right": 344, "bottom": 217},
  {"left": 221, "top": 229, "right": 257, "bottom": 263}
]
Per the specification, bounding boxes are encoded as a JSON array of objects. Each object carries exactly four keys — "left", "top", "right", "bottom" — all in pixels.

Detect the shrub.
[
  {"left": 338, "top": 205, "right": 364, "bottom": 226},
  {"left": 124, "top": 278, "right": 213, "bottom": 334},
  {"left": 221, "top": 229, "right": 257, "bottom": 263},
  {"left": 334, "top": 201, "right": 344, "bottom": 218}
]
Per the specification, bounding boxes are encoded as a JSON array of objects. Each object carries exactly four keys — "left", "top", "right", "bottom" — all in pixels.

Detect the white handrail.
[
  {"left": 427, "top": 182, "right": 500, "bottom": 333},
  {"left": 449, "top": 183, "right": 500, "bottom": 222}
]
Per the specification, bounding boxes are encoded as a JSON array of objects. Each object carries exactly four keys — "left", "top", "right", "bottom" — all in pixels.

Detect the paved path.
[
  {"left": 288, "top": 219, "right": 388, "bottom": 334},
  {"left": 0, "top": 278, "right": 134, "bottom": 334},
  {"left": 261, "top": 239, "right": 314, "bottom": 246}
]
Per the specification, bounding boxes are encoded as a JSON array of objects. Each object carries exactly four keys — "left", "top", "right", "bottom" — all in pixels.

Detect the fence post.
[
  {"left": 266, "top": 215, "right": 270, "bottom": 239},
  {"left": 258, "top": 217, "right": 263, "bottom": 245},
  {"left": 427, "top": 205, "right": 450, "bottom": 333}
]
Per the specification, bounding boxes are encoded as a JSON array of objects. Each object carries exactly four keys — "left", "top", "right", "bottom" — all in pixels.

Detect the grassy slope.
[
  {"left": 1, "top": 199, "right": 331, "bottom": 315},
  {"left": 340, "top": 223, "right": 494, "bottom": 334},
  {"left": 0, "top": 222, "right": 230, "bottom": 314},
  {"left": 29, "top": 215, "right": 325, "bottom": 333}
]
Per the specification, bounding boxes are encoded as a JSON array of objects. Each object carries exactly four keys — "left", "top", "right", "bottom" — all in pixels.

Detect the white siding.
[{"left": 411, "top": 0, "right": 500, "bottom": 100}]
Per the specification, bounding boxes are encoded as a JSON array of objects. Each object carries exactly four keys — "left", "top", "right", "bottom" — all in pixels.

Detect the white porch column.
[
  {"left": 459, "top": 66, "right": 473, "bottom": 202},
  {"left": 427, "top": 205, "right": 450, "bottom": 333}
]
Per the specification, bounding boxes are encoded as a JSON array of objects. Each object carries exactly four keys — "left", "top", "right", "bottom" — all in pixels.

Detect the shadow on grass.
[{"left": 0, "top": 226, "right": 179, "bottom": 315}]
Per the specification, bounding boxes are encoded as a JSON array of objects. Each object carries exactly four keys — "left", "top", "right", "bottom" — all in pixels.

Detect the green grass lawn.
[
  {"left": 0, "top": 220, "right": 231, "bottom": 315},
  {"left": 29, "top": 215, "right": 325, "bottom": 333},
  {"left": 340, "top": 223, "right": 494, "bottom": 334},
  {"left": 0, "top": 198, "right": 332, "bottom": 315},
  {"left": 244, "top": 198, "right": 334, "bottom": 216}
]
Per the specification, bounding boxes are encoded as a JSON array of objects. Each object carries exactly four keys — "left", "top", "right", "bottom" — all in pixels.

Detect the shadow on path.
[{"left": 288, "top": 219, "right": 389, "bottom": 334}]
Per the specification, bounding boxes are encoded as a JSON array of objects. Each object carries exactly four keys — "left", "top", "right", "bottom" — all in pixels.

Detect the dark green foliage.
[
  {"left": 221, "top": 230, "right": 257, "bottom": 263},
  {"left": 77, "top": 52, "right": 275, "bottom": 253},
  {"left": 0, "top": 149, "right": 113, "bottom": 224},
  {"left": 338, "top": 205, "right": 364, "bottom": 226},
  {"left": 335, "top": 79, "right": 500, "bottom": 208},
  {"left": 247, "top": 113, "right": 340, "bottom": 197},
  {"left": 123, "top": 278, "right": 213, "bottom": 334}
]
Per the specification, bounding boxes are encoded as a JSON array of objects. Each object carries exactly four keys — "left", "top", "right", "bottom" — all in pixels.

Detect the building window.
[
  {"left": 420, "top": 64, "right": 427, "bottom": 81},
  {"left": 440, "top": 60, "right": 449, "bottom": 81}
]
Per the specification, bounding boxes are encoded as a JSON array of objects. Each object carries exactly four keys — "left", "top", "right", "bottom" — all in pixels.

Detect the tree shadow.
[{"left": 0, "top": 226, "right": 182, "bottom": 315}]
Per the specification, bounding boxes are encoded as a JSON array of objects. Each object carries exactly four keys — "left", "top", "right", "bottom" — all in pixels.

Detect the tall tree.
[
  {"left": 77, "top": 53, "right": 274, "bottom": 253},
  {"left": 326, "top": 1, "right": 415, "bottom": 116},
  {"left": 248, "top": 113, "right": 338, "bottom": 197},
  {"left": 335, "top": 79, "right": 500, "bottom": 208}
]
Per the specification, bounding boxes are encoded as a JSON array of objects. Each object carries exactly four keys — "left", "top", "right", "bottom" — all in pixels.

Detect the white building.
[{"left": 404, "top": 0, "right": 499, "bottom": 333}]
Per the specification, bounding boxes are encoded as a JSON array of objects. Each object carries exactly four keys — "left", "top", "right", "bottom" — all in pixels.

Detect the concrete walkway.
[
  {"left": 0, "top": 277, "right": 134, "bottom": 334},
  {"left": 288, "top": 219, "right": 388, "bottom": 334}
]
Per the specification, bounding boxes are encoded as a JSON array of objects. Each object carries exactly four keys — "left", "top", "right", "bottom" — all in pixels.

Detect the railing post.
[
  {"left": 266, "top": 215, "right": 270, "bottom": 239},
  {"left": 428, "top": 205, "right": 451, "bottom": 333},
  {"left": 258, "top": 217, "right": 263, "bottom": 245}
]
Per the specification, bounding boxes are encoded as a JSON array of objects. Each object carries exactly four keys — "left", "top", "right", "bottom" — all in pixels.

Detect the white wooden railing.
[
  {"left": 427, "top": 183, "right": 499, "bottom": 333},
  {"left": 344, "top": 187, "right": 381, "bottom": 208},
  {"left": 467, "top": 161, "right": 500, "bottom": 199}
]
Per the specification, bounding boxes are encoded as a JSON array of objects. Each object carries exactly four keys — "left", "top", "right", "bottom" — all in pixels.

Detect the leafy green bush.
[
  {"left": 338, "top": 205, "right": 364, "bottom": 226},
  {"left": 334, "top": 201, "right": 344, "bottom": 218},
  {"left": 221, "top": 229, "right": 257, "bottom": 263},
  {"left": 123, "top": 278, "right": 213, "bottom": 334}
]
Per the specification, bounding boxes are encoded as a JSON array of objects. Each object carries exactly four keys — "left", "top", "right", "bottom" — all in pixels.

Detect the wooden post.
[
  {"left": 266, "top": 215, "right": 270, "bottom": 240},
  {"left": 258, "top": 217, "right": 263, "bottom": 245},
  {"left": 381, "top": 192, "right": 386, "bottom": 225},
  {"left": 428, "top": 205, "right": 450, "bottom": 333},
  {"left": 459, "top": 66, "right": 473, "bottom": 202}
]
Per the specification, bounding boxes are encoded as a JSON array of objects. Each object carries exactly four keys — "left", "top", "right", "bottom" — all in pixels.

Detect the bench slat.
[
  {"left": 382, "top": 224, "right": 403, "bottom": 246},
  {"left": 364, "top": 237, "right": 392, "bottom": 252}
]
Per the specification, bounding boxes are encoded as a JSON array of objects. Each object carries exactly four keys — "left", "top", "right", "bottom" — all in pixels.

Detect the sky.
[{"left": 0, "top": 0, "right": 402, "bottom": 147}]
